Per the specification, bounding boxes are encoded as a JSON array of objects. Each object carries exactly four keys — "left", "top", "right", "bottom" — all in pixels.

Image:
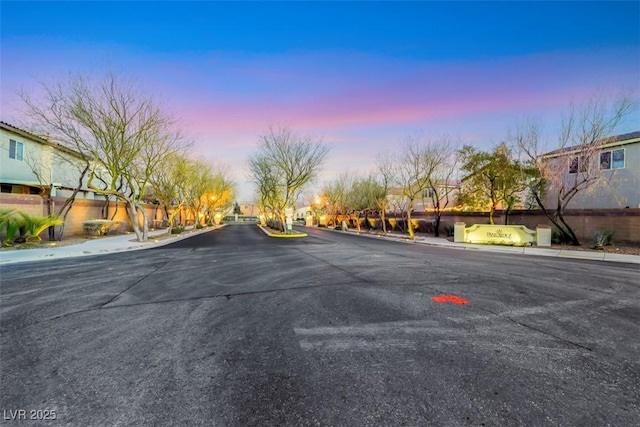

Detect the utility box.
[
  {"left": 536, "top": 226, "right": 552, "bottom": 247},
  {"left": 454, "top": 222, "right": 466, "bottom": 243}
]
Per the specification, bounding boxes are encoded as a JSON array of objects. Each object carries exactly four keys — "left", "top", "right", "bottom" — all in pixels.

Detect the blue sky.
[{"left": 1, "top": 1, "right": 639, "bottom": 200}]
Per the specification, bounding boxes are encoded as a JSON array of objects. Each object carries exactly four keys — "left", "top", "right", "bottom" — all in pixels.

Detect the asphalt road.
[{"left": 1, "top": 224, "right": 639, "bottom": 426}]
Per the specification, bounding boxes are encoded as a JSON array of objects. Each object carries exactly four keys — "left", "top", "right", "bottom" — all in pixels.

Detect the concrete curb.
[{"left": 257, "top": 225, "right": 308, "bottom": 238}]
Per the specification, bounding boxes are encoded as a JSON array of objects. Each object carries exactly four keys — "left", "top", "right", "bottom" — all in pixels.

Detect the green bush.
[
  {"left": 551, "top": 229, "right": 574, "bottom": 245},
  {"left": 367, "top": 217, "right": 378, "bottom": 230},
  {"left": 83, "top": 219, "right": 115, "bottom": 237},
  {"left": 171, "top": 226, "right": 185, "bottom": 234}
]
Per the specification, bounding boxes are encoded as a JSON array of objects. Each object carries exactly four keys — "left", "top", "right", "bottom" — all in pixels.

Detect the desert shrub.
[
  {"left": 367, "top": 217, "right": 378, "bottom": 230},
  {"left": 444, "top": 225, "right": 455, "bottom": 237},
  {"left": 410, "top": 219, "right": 436, "bottom": 234},
  {"left": 387, "top": 218, "right": 397, "bottom": 231},
  {"left": 171, "top": 226, "right": 185, "bottom": 234},
  {"left": 393, "top": 218, "right": 408, "bottom": 233},
  {"left": 83, "top": 219, "right": 116, "bottom": 237},
  {"left": 266, "top": 218, "right": 283, "bottom": 231},
  {"left": 593, "top": 230, "right": 615, "bottom": 249},
  {"left": 551, "top": 229, "right": 574, "bottom": 245}
]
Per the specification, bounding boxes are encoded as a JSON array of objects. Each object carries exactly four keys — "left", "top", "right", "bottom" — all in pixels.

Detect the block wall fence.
[
  {"left": 2, "top": 193, "right": 639, "bottom": 244},
  {"left": 0, "top": 193, "right": 194, "bottom": 238},
  {"left": 420, "top": 209, "right": 640, "bottom": 245},
  {"left": 340, "top": 209, "right": 640, "bottom": 245}
]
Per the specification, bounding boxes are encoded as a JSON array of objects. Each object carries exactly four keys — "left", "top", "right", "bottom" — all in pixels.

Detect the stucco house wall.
[
  {"left": 541, "top": 131, "right": 640, "bottom": 209},
  {"left": 0, "top": 121, "right": 97, "bottom": 198}
]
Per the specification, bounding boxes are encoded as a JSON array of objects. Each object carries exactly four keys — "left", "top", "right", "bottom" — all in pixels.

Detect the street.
[{"left": 1, "top": 224, "right": 639, "bottom": 426}]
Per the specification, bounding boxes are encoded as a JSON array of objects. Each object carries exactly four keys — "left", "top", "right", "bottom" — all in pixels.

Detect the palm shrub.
[
  {"left": 18, "top": 212, "right": 64, "bottom": 242},
  {"left": 2, "top": 216, "right": 24, "bottom": 247},
  {"left": 0, "top": 208, "right": 16, "bottom": 236},
  {"left": 2, "top": 216, "right": 24, "bottom": 246}
]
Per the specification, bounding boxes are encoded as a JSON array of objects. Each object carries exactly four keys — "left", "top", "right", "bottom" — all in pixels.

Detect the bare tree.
[
  {"left": 321, "top": 172, "right": 355, "bottom": 228},
  {"left": 375, "top": 153, "right": 395, "bottom": 234},
  {"left": 248, "top": 155, "right": 281, "bottom": 226},
  {"left": 348, "top": 175, "right": 386, "bottom": 232},
  {"left": 512, "top": 92, "right": 635, "bottom": 245},
  {"left": 21, "top": 142, "right": 91, "bottom": 240},
  {"left": 184, "top": 160, "right": 221, "bottom": 227},
  {"left": 20, "top": 72, "right": 184, "bottom": 241},
  {"left": 149, "top": 153, "right": 193, "bottom": 232},
  {"left": 396, "top": 137, "right": 432, "bottom": 239},
  {"left": 249, "top": 126, "right": 329, "bottom": 232},
  {"left": 204, "top": 166, "right": 236, "bottom": 224},
  {"left": 423, "top": 136, "right": 460, "bottom": 236}
]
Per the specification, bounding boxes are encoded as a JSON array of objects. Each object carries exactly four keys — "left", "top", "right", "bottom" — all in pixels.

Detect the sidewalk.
[
  {"left": 0, "top": 226, "right": 223, "bottom": 266},
  {"left": 330, "top": 228, "right": 640, "bottom": 265}
]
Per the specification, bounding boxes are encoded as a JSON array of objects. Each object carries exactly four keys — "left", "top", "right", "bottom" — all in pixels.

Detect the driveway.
[{"left": 1, "top": 224, "right": 638, "bottom": 425}]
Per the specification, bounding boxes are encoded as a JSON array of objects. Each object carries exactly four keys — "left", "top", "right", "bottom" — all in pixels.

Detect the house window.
[
  {"left": 423, "top": 188, "right": 436, "bottom": 199},
  {"left": 600, "top": 148, "right": 625, "bottom": 170},
  {"left": 612, "top": 149, "right": 625, "bottom": 169},
  {"left": 569, "top": 156, "right": 589, "bottom": 174},
  {"left": 9, "top": 139, "right": 24, "bottom": 161},
  {"left": 569, "top": 156, "right": 579, "bottom": 174}
]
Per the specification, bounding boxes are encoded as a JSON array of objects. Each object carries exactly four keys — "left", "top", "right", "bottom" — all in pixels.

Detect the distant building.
[
  {"left": 237, "top": 202, "right": 260, "bottom": 217},
  {"left": 386, "top": 180, "right": 461, "bottom": 214}
]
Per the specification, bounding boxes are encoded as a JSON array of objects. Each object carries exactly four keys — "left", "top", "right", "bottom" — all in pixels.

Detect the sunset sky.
[{"left": 1, "top": 1, "right": 639, "bottom": 200}]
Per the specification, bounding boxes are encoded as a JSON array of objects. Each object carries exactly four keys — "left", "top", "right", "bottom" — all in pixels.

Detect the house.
[
  {"left": 540, "top": 131, "right": 640, "bottom": 209},
  {"left": 0, "top": 121, "right": 147, "bottom": 237},
  {"left": 386, "top": 180, "right": 461, "bottom": 214},
  {"left": 0, "top": 121, "right": 94, "bottom": 199}
]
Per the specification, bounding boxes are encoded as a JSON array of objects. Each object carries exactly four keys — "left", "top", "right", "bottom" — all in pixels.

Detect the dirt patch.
[{"left": 0, "top": 238, "right": 89, "bottom": 251}]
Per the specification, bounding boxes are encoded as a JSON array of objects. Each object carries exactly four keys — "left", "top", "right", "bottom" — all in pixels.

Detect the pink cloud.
[{"left": 168, "top": 46, "right": 638, "bottom": 141}]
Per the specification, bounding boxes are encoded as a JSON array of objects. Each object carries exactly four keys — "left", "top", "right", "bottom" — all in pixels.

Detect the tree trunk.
[
  {"left": 434, "top": 213, "right": 441, "bottom": 238},
  {"left": 127, "top": 202, "right": 148, "bottom": 242},
  {"left": 532, "top": 188, "right": 581, "bottom": 246},
  {"left": 406, "top": 200, "right": 415, "bottom": 239},
  {"left": 140, "top": 204, "right": 149, "bottom": 241},
  {"left": 380, "top": 204, "right": 387, "bottom": 234},
  {"left": 53, "top": 164, "right": 90, "bottom": 241}
]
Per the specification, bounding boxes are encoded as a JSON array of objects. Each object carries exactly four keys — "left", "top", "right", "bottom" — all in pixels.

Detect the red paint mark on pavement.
[{"left": 432, "top": 295, "right": 470, "bottom": 305}]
